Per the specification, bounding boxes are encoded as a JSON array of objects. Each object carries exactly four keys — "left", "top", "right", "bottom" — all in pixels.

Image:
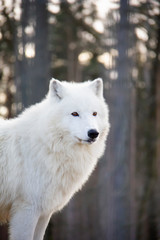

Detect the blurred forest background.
[{"left": 0, "top": 0, "right": 160, "bottom": 239}]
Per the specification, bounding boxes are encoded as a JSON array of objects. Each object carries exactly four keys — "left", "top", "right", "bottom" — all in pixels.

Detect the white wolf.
[{"left": 0, "top": 78, "right": 110, "bottom": 240}]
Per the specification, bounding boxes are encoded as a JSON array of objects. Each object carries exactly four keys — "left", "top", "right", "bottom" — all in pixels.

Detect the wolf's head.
[{"left": 47, "top": 78, "right": 109, "bottom": 145}]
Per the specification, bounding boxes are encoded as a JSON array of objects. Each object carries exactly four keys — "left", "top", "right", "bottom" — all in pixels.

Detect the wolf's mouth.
[{"left": 76, "top": 137, "right": 96, "bottom": 144}]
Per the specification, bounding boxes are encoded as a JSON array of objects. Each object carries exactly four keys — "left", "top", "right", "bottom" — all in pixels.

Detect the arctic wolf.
[{"left": 0, "top": 78, "right": 110, "bottom": 240}]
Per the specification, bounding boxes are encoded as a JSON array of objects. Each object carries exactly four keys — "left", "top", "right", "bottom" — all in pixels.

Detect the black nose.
[{"left": 88, "top": 129, "right": 99, "bottom": 139}]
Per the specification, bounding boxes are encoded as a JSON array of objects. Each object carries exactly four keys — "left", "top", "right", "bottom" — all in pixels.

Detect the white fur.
[{"left": 0, "top": 78, "right": 110, "bottom": 240}]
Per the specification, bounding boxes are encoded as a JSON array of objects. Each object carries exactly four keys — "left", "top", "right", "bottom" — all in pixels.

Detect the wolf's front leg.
[
  {"left": 33, "top": 213, "right": 52, "bottom": 240},
  {"left": 9, "top": 205, "right": 39, "bottom": 240}
]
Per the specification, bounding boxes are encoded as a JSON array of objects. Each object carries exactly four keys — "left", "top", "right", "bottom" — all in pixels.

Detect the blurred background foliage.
[{"left": 0, "top": 0, "right": 160, "bottom": 239}]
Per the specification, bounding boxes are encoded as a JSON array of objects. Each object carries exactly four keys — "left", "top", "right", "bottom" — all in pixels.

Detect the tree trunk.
[
  {"left": 155, "top": 13, "right": 160, "bottom": 238},
  {"left": 102, "top": 0, "right": 136, "bottom": 239},
  {"left": 15, "top": 0, "right": 49, "bottom": 112}
]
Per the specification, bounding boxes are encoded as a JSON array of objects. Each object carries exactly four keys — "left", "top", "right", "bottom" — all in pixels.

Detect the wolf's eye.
[
  {"left": 93, "top": 112, "right": 97, "bottom": 116},
  {"left": 71, "top": 112, "right": 79, "bottom": 117}
]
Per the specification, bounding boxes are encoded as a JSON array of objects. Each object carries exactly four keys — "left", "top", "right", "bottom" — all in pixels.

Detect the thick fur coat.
[{"left": 0, "top": 78, "right": 110, "bottom": 240}]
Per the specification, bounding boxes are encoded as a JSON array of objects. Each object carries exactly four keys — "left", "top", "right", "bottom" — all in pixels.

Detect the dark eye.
[
  {"left": 93, "top": 112, "right": 97, "bottom": 116},
  {"left": 71, "top": 112, "right": 79, "bottom": 117}
]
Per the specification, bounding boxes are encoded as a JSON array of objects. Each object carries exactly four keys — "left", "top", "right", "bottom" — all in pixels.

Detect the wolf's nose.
[{"left": 88, "top": 129, "right": 99, "bottom": 139}]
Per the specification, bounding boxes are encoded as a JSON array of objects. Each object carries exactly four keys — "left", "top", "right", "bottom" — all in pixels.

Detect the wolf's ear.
[
  {"left": 89, "top": 78, "right": 103, "bottom": 98},
  {"left": 49, "top": 78, "right": 64, "bottom": 100}
]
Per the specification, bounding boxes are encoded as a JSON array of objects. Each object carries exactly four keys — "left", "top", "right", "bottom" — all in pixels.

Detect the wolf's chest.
[
  {"left": 56, "top": 158, "right": 90, "bottom": 193},
  {"left": 41, "top": 153, "right": 96, "bottom": 213},
  {"left": 51, "top": 166, "right": 89, "bottom": 211}
]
